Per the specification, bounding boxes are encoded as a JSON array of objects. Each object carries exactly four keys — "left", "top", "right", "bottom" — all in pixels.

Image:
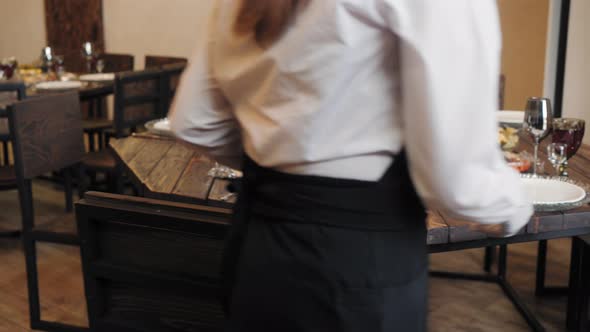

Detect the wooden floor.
[{"left": 0, "top": 180, "right": 573, "bottom": 331}]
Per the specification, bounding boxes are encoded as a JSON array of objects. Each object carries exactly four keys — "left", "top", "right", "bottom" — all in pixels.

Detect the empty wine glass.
[
  {"left": 547, "top": 143, "right": 567, "bottom": 176},
  {"left": 82, "top": 42, "right": 95, "bottom": 73},
  {"left": 96, "top": 59, "right": 105, "bottom": 73},
  {"left": 523, "top": 97, "right": 553, "bottom": 175}
]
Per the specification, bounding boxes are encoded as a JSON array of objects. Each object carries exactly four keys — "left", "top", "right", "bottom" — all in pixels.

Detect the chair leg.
[
  {"left": 2, "top": 141, "right": 9, "bottom": 166},
  {"left": 78, "top": 164, "right": 87, "bottom": 199},
  {"left": 88, "top": 132, "right": 96, "bottom": 152},
  {"left": 535, "top": 240, "right": 548, "bottom": 296},
  {"left": 484, "top": 246, "right": 496, "bottom": 272},
  {"left": 64, "top": 167, "right": 74, "bottom": 213},
  {"left": 567, "top": 237, "right": 590, "bottom": 331}
]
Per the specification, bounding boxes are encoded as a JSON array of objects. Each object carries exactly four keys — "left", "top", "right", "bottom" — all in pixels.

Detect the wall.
[
  {"left": 102, "top": 0, "right": 214, "bottom": 69},
  {"left": 497, "top": 0, "right": 550, "bottom": 110},
  {"left": 0, "top": 0, "right": 46, "bottom": 64},
  {"left": 562, "top": 0, "right": 590, "bottom": 143}
]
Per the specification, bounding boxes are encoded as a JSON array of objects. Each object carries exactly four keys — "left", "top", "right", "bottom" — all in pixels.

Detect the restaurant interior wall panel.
[
  {"left": 497, "top": 0, "right": 550, "bottom": 111},
  {"left": 44, "top": 0, "right": 105, "bottom": 56},
  {"left": 562, "top": 0, "right": 590, "bottom": 144},
  {"left": 0, "top": 0, "right": 46, "bottom": 63},
  {"left": 102, "top": 0, "right": 215, "bottom": 69}
]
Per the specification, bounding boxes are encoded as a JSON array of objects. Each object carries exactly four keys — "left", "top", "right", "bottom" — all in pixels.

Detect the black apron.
[{"left": 222, "top": 152, "right": 428, "bottom": 332}]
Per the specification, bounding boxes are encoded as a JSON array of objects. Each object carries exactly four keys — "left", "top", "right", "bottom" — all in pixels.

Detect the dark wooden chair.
[
  {"left": 0, "top": 82, "right": 26, "bottom": 238},
  {"left": 0, "top": 81, "right": 26, "bottom": 166},
  {"left": 84, "top": 68, "right": 167, "bottom": 193},
  {"left": 145, "top": 55, "right": 187, "bottom": 69},
  {"left": 83, "top": 53, "right": 135, "bottom": 152},
  {"left": 161, "top": 63, "right": 186, "bottom": 115},
  {"left": 76, "top": 192, "right": 230, "bottom": 332},
  {"left": 499, "top": 74, "right": 506, "bottom": 109},
  {"left": 100, "top": 53, "right": 134, "bottom": 73},
  {"left": 567, "top": 235, "right": 590, "bottom": 332},
  {"left": 7, "top": 92, "right": 88, "bottom": 332}
]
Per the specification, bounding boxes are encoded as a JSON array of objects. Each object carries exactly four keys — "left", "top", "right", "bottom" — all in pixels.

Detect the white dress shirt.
[{"left": 170, "top": 0, "right": 533, "bottom": 235}]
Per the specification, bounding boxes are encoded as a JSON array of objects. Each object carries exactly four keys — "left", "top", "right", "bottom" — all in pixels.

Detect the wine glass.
[
  {"left": 96, "top": 59, "right": 105, "bottom": 73},
  {"left": 552, "top": 118, "right": 585, "bottom": 176},
  {"left": 82, "top": 42, "right": 95, "bottom": 73},
  {"left": 523, "top": 97, "right": 553, "bottom": 175},
  {"left": 547, "top": 143, "right": 567, "bottom": 176}
]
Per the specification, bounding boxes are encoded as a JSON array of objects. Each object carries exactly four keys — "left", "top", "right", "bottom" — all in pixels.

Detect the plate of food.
[
  {"left": 497, "top": 110, "right": 524, "bottom": 127},
  {"left": 521, "top": 174, "right": 590, "bottom": 211},
  {"left": 35, "top": 81, "right": 83, "bottom": 91},
  {"left": 504, "top": 151, "right": 532, "bottom": 173},
  {"left": 145, "top": 118, "right": 174, "bottom": 137},
  {"left": 78, "top": 73, "right": 115, "bottom": 82}
]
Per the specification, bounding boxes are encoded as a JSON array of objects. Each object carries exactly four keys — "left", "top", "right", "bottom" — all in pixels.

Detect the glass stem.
[{"left": 533, "top": 143, "right": 539, "bottom": 175}]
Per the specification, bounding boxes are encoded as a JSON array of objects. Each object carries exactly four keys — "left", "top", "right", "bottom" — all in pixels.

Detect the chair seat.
[
  {"left": 0, "top": 165, "right": 16, "bottom": 189},
  {"left": 83, "top": 118, "right": 113, "bottom": 132},
  {"left": 83, "top": 149, "right": 117, "bottom": 170}
]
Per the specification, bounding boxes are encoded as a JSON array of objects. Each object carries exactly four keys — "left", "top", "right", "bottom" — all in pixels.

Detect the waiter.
[{"left": 169, "top": 0, "right": 533, "bottom": 331}]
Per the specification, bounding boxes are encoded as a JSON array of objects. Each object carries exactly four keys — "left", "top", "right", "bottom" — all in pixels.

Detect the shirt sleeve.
[
  {"left": 168, "top": 4, "right": 242, "bottom": 161},
  {"left": 372, "top": 0, "right": 533, "bottom": 236}
]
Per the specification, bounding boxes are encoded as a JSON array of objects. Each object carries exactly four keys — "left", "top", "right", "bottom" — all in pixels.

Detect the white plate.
[
  {"left": 78, "top": 73, "right": 115, "bottom": 82},
  {"left": 35, "top": 81, "right": 83, "bottom": 90},
  {"left": 145, "top": 118, "right": 173, "bottom": 137},
  {"left": 497, "top": 110, "right": 524, "bottom": 125},
  {"left": 522, "top": 177, "right": 586, "bottom": 205}
]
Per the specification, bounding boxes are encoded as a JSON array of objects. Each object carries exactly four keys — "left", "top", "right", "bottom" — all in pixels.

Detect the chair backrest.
[
  {"left": 76, "top": 191, "right": 230, "bottom": 332},
  {"left": 101, "top": 53, "right": 134, "bottom": 73},
  {"left": 499, "top": 74, "right": 506, "bottom": 109},
  {"left": 0, "top": 81, "right": 27, "bottom": 111},
  {"left": 161, "top": 63, "right": 186, "bottom": 115},
  {"left": 145, "top": 55, "right": 188, "bottom": 69},
  {"left": 113, "top": 68, "right": 166, "bottom": 137},
  {"left": 8, "top": 92, "right": 85, "bottom": 179}
]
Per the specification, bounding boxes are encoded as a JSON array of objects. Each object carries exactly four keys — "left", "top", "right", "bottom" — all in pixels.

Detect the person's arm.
[
  {"left": 168, "top": 6, "right": 242, "bottom": 166},
  {"left": 373, "top": 0, "right": 532, "bottom": 236}
]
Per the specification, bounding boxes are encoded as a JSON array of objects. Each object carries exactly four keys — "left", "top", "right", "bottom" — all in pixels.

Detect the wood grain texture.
[
  {"left": 145, "top": 144, "right": 196, "bottom": 194},
  {"left": 126, "top": 139, "right": 173, "bottom": 186},
  {"left": 208, "top": 179, "right": 237, "bottom": 205},
  {"left": 145, "top": 56, "right": 188, "bottom": 69},
  {"left": 44, "top": 0, "right": 104, "bottom": 56},
  {"left": 172, "top": 155, "right": 216, "bottom": 201},
  {"left": 426, "top": 211, "right": 449, "bottom": 245},
  {"left": 438, "top": 211, "right": 488, "bottom": 243},
  {"left": 8, "top": 93, "right": 84, "bottom": 179}
]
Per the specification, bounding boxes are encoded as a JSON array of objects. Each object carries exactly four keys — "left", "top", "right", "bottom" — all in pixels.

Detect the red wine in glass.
[{"left": 552, "top": 118, "right": 586, "bottom": 159}]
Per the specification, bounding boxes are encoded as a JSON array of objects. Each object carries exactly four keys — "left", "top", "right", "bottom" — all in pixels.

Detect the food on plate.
[
  {"left": 499, "top": 126, "right": 519, "bottom": 151},
  {"left": 504, "top": 151, "right": 532, "bottom": 173}
]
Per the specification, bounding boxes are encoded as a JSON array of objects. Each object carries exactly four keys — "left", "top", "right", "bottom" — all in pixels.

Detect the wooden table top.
[{"left": 110, "top": 133, "right": 590, "bottom": 248}]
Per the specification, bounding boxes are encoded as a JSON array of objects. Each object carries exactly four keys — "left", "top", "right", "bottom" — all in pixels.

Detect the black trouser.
[{"left": 223, "top": 153, "right": 428, "bottom": 332}]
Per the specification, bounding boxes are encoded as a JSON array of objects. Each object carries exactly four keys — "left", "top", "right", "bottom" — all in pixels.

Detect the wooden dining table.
[
  {"left": 109, "top": 131, "right": 590, "bottom": 331},
  {"left": 110, "top": 133, "right": 590, "bottom": 244},
  {"left": 0, "top": 79, "right": 114, "bottom": 116}
]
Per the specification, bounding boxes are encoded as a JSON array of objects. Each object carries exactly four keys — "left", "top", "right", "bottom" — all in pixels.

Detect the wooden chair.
[
  {"left": 100, "top": 53, "right": 134, "bottom": 73},
  {"left": 76, "top": 192, "right": 230, "bottom": 331},
  {"left": 499, "top": 74, "right": 506, "bottom": 109},
  {"left": 567, "top": 235, "right": 590, "bottom": 332},
  {"left": 7, "top": 92, "right": 87, "bottom": 332},
  {"left": 84, "top": 68, "right": 167, "bottom": 193},
  {"left": 145, "top": 55, "right": 187, "bottom": 69},
  {"left": 83, "top": 53, "right": 135, "bottom": 151},
  {"left": 0, "top": 82, "right": 26, "bottom": 166},
  {"left": 0, "top": 82, "right": 26, "bottom": 238},
  {"left": 161, "top": 63, "right": 186, "bottom": 115}
]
